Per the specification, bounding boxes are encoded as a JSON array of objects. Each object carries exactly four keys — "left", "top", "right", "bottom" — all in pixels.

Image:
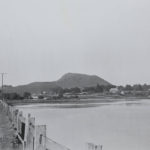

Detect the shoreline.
[{"left": 8, "top": 96, "right": 150, "bottom": 108}]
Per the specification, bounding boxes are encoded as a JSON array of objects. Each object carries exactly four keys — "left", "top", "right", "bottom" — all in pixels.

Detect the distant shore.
[{"left": 6, "top": 95, "right": 150, "bottom": 106}]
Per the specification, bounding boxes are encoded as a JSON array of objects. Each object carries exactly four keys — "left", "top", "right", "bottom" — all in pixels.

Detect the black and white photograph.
[{"left": 0, "top": 0, "right": 150, "bottom": 150}]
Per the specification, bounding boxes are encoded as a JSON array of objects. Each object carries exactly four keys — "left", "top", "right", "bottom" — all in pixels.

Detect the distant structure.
[
  {"left": 109, "top": 87, "right": 119, "bottom": 94},
  {"left": 86, "top": 143, "right": 103, "bottom": 150}
]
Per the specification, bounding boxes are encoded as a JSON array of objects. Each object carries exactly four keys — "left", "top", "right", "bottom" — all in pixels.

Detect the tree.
[
  {"left": 142, "top": 84, "right": 148, "bottom": 91},
  {"left": 38, "top": 95, "right": 44, "bottom": 99},
  {"left": 4, "top": 93, "right": 23, "bottom": 100},
  {"left": 95, "top": 84, "right": 104, "bottom": 93},
  {"left": 103, "top": 85, "right": 116, "bottom": 92},
  {"left": 70, "top": 87, "right": 81, "bottom": 93},
  {"left": 52, "top": 87, "right": 63, "bottom": 94},
  {"left": 118, "top": 86, "right": 124, "bottom": 91},
  {"left": 124, "top": 85, "right": 133, "bottom": 91},
  {"left": 133, "top": 84, "right": 143, "bottom": 91},
  {"left": 83, "top": 87, "right": 95, "bottom": 93},
  {"left": 23, "top": 92, "right": 31, "bottom": 99}
]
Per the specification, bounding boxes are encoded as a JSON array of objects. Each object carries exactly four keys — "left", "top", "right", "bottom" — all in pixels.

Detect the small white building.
[
  {"left": 31, "top": 94, "right": 39, "bottom": 100},
  {"left": 109, "top": 87, "right": 119, "bottom": 94}
]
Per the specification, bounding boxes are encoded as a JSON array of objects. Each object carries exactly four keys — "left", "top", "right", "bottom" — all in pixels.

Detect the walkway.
[{"left": 0, "top": 104, "right": 21, "bottom": 150}]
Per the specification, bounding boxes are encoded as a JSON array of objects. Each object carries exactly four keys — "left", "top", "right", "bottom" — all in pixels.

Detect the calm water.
[{"left": 16, "top": 100, "right": 150, "bottom": 150}]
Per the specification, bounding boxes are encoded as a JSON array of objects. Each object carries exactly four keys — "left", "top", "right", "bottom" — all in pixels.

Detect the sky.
[{"left": 0, "top": 0, "right": 150, "bottom": 86}]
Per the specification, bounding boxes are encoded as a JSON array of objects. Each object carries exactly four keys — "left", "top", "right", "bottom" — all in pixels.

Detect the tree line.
[
  {"left": 1, "top": 92, "right": 31, "bottom": 100},
  {"left": 1, "top": 84, "right": 150, "bottom": 100},
  {"left": 52, "top": 84, "right": 116, "bottom": 94},
  {"left": 118, "top": 84, "right": 150, "bottom": 91}
]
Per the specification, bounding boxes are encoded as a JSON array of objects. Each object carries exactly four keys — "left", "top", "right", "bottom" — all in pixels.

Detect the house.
[
  {"left": 31, "top": 94, "right": 39, "bottom": 100},
  {"left": 109, "top": 87, "right": 119, "bottom": 94}
]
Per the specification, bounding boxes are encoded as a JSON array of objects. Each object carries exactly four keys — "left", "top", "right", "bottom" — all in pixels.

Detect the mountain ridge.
[{"left": 4, "top": 73, "right": 112, "bottom": 94}]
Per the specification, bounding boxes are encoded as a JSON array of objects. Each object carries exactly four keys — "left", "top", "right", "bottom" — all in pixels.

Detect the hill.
[
  {"left": 56, "top": 73, "right": 111, "bottom": 88},
  {"left": 4, "top": 73, "right": 111, "bottom": 95}
]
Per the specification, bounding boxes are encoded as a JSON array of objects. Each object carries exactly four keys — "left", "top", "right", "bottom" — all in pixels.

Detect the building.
[
  {"left": 109, "top": 87, "right": 119, "bottom": 94},
  {"left": 31, "top": 94, "right": 39, "bottom": 100}
]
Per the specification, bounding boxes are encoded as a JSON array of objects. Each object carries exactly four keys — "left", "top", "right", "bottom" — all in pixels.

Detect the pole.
[
  {"left": 0, "top": 73, "right": 7, "bottom": 101},
  {"left": 1, "top": 73, "right": 4, "bottom": 101}
]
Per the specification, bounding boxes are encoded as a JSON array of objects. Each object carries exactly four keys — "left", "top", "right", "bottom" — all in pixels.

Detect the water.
[{"left": 16, "top": 100, "right": 150, "bottom": 150}]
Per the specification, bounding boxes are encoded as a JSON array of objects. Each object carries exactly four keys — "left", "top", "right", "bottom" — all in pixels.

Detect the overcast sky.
[{"left": 0, "top": 0, "right": 150, "bottom": 86}]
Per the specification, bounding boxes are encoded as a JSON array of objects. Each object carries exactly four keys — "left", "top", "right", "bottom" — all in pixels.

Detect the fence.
[
  {"left": 86, "top": 143, "right": 103, "bottom": 150},
  {"left": 0, "top": 100, "right": 72, "bottom": 150},
  {"left": 0, "top": 100, "right": 102, "bottom": 150}
]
